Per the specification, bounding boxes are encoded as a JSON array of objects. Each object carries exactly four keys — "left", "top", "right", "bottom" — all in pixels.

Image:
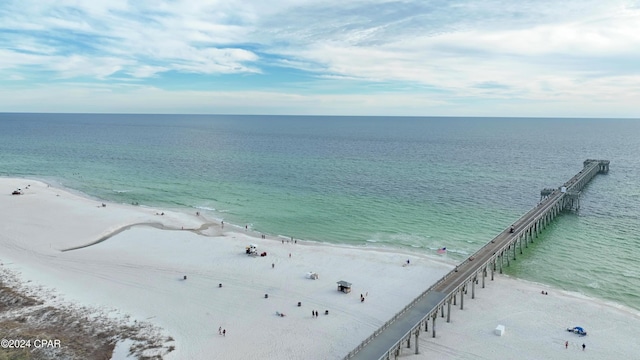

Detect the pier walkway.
[{"left": 344, "top": 160, "right": 609, "bottom": 360}]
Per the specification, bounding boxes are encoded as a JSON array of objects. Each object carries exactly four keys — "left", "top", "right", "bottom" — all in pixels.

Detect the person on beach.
[
  {"left": 272, "top": 263, "right": 275, "bottom": 269},
  {"left": 565, "top": 340, "right": 568, "bottom": 349},
  {"left": 582, "top": 343, "right": 585, "bottom": 351},
  {"left": 219, "top": 327, "right": 222, "bottom": 335},
  {"left": 223, "top": 329, "right": 226, "bottom": 336}
]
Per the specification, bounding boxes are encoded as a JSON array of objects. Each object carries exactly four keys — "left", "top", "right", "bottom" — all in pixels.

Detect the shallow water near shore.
[{"left": 1, "top": 113, "right": 639, "bottom": 311}]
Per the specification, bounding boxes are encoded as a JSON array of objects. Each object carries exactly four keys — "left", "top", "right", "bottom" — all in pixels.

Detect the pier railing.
[{"left": 344, "top": 266, "right": 455, "bottom": 358}]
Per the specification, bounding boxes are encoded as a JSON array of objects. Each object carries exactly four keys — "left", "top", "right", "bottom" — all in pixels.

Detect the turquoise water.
[{"left": 1, "top": 113, "right": 639, "bottom": 311}]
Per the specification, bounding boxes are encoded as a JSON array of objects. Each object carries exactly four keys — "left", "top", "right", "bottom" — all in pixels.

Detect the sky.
[{"left": 1, "top": 0, "right": 639, "bottom": 117}]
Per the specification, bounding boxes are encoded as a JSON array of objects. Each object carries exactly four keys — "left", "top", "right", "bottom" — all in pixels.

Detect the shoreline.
[
  {"left": 30, "top": 176, "right": 640, "bottom": 314},
  {"left": 4, "top": 176, "right": 460, "bottom": 263},
  {"left": 2, "top": 177, "right": 640, "bottom": 359},
  {"left": 16, "top": 175, "right": 463, "bottom": 258}
]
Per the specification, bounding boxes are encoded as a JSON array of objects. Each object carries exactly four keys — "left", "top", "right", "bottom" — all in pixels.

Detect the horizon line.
[{"left": 2, "top": 112, "right": 639, "bottom": 120}]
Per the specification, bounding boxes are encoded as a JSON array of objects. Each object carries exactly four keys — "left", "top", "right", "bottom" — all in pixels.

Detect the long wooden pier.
[{"left": 344, "top": 159, "right": 609, "bottom": 360}]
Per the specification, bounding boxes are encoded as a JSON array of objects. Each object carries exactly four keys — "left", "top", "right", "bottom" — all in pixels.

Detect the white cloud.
[
  {"left": 259, "top": 1, "right": 640, "bottom": 111},
  {"left": 0, "top": 49, "right": 44, "bottom": 69},
  {"left": 7, "top": 74, "right": 24, "bottom": 81},
  {"left": 50, "top": 55, "right": 130, "bottom": 79},
  {"left": 0, "top": 0, "right": 262, "bottom": 79},
  {"left": 1, "top": 0, "right": 639, "bottom": 116},
  {"left": 128, "top": 65, "right": 169, "bottom": 78},
  {"left": 1, "top": 81, "right": 638, "bottom": 117},
  {"left": 0, "top": 83, "right": 447, "bottom": 115},
  {"left": 424, "top": 11, "right": 640, "bottom": 57}
]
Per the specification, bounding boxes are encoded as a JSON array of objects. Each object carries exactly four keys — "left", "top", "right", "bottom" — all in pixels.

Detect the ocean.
[{"left": 1, "top": 113, "right": 639, "bottom": 311}]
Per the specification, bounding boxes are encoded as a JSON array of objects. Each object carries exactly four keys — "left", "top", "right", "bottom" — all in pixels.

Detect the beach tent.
[
  {"left": 567, "top": 326, "right": 587, "bottom": 336},
  {"left": 246, "top": 244, "right": 257, "bottom": 254},
  {"left": 306, "top": 272, "right": 318, "bottom": 280}
]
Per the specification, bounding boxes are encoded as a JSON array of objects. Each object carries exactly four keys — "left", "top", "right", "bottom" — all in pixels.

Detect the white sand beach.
[
  {"left": 410, "top": 276, "right": 640, "bottom": 360},
  {"left": 2, "top": 178, "right": 640, "bottom": 359}
]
